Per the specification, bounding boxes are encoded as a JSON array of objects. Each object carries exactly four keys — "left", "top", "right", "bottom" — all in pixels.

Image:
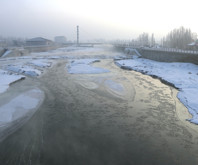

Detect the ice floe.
[
  {"left": 0, "top": 88, "right": 44, "bottom": 141},
  {"left": 67, "top": 59, "right": 110, "bottom": 74}
]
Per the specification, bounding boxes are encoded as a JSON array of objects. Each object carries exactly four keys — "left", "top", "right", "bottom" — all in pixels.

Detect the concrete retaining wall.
[
  {"left": 24, "top": 45, "right": 60, "bottom": 52},
  {"left": 137, "top": 49, "right": 198, "bottom": 65}
]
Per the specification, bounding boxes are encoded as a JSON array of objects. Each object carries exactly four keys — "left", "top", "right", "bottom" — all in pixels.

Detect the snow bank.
[
  {"left": 115, "top": 58, "right": 198, "bottom": 124},
  {"left": 6, "top": 65, "right": 42, "bottom": 77},
  {"left": 0, "top": 69, "right": 25, "bottom": 94},
  {"left": 67, "top": 59, "right": 109, "bottom": 74}
]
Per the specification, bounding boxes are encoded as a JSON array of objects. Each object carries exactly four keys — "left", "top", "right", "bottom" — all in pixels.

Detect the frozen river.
[{"left": 0, "top": 46, "right": 198, "bottom": 165}]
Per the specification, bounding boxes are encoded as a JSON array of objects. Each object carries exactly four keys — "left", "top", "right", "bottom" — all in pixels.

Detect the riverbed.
[{"left": 0, "top": 46, "right": 198, "bottom": 165}]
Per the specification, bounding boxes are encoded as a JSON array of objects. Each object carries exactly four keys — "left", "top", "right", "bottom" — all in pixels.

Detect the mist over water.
[
  {"left": 0, "top": 0, "right": 197, "bottom": 41},
  {"left": 0, "top": 46, "right": 198, "bottom": 164}
]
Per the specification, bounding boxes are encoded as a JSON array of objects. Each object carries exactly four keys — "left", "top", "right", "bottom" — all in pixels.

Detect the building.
[
  {"left": 187, "top": 40, "right": 198, "bottom": 50},
  {"left": 26, "top": 37, "right": 53, "bottom": 46},
  {"left": 54, "top": 36, "right": 67, "bottom": 44}
]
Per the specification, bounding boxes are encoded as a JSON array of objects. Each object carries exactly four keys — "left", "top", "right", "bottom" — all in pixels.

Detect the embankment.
[{"left": 138, "top": 48, "right": 198, "bottom": 65}]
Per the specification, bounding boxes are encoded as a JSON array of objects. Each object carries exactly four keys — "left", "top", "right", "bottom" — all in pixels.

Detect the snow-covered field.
[{"left": 115, "top": 58, "right": 198, "bottom": 124}]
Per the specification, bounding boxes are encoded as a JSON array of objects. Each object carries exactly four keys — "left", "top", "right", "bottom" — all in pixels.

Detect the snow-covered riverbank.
[{"left": 115, "top": 58, "right": 198, "bottom": 124}]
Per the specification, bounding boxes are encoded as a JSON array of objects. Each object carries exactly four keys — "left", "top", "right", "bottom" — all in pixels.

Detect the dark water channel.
[{"left": 0, "top": 58, "right": 198, "bottom": 165}]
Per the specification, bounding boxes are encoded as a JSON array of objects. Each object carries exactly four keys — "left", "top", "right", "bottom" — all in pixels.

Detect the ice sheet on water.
[
  {"left": 0, "top": 88, "right": 44, "bottom": 141},
  {"left": 105, "top": 80, "right": 124, "bottom": 93},
  {"left": 67, "top": 59, "right": 110, "bottom": 74},
  {"left": 0, "top": 88, "right": 44, "bottom": 124}
]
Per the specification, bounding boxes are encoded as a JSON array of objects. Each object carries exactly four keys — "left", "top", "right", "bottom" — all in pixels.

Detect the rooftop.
[{"left": 26, "top": 37, "right": 52, "bottom": 42}]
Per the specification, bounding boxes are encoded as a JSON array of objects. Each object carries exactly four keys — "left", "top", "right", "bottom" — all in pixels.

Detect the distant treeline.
[{"left": 162, "top": 26, "right": 196, "bottom": 49}]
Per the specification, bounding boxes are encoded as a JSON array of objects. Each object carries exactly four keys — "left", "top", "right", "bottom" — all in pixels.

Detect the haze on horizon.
[{"left": 0, "top": 0, "right": 197, "bottom": 41}]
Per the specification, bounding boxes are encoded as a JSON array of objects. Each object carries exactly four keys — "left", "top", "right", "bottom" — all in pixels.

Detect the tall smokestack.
[{"left": 77, "top": 25, "right": 79, "bottom": 46}]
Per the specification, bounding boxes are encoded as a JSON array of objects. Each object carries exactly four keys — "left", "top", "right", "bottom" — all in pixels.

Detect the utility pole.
[{"left": 77, "top": 25, "right": 79, "bottom": 46}]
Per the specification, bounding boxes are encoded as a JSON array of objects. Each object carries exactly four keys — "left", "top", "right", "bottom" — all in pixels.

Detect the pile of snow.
[
  {"left": 67, "top": 59, "right": 110, "bottom": 74},
  {"left": 0, "top": 88, "right": 44, "bottom": 141},
  {"left": 115, "top": 58, "right": 198, "bottom": 124},
  {"left": 0, "top": 69, "right": 25, "bottom": 94},
  {"left": 6, "top": 65, "right": 42, "bottom": 77}
]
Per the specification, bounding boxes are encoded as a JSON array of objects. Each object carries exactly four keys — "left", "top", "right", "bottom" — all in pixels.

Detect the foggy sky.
[{"left": 0, "top": 0, "right": 197, "bottom": 41}]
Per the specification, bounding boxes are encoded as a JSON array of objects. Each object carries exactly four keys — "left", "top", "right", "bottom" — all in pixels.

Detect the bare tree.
[{"left": 163, "top": 26, "right": 193, "bottom": 49}]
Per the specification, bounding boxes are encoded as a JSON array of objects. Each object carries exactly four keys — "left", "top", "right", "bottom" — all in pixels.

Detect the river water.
[{"left": 0, "top": 47, "right": 198, "bottom": 165}]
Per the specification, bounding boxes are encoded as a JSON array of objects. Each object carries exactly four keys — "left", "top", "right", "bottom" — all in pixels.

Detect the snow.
[
  {"left": 0, "top": 89, "right": 44, "bottom": 124},
  {"left": 6, "top": 65, "right": 42, "bottom": 77},
  {"left": 115, "top": 58, "right": 198, "bottom": 124},
  {"left": 0, "top": 69, "right": 25, "bottom": 94},
  {"left": 67, "top": 59, "right": 110, "bottom": 74},
  {"left": 28, "top": 60, "right": 52, "bottom": 68}
]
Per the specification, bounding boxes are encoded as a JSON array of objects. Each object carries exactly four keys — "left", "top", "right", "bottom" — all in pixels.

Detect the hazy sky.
[{"left": 0, "top": 0, "right": 197, "bottom": 41}]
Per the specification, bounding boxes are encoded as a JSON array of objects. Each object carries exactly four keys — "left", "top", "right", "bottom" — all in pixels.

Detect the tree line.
[
  {"left": 129, "top": 27, "right": 197, "bottom": 50},
  {"left": 162, "top": 26, "right": 196, "bottom": 49}
]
